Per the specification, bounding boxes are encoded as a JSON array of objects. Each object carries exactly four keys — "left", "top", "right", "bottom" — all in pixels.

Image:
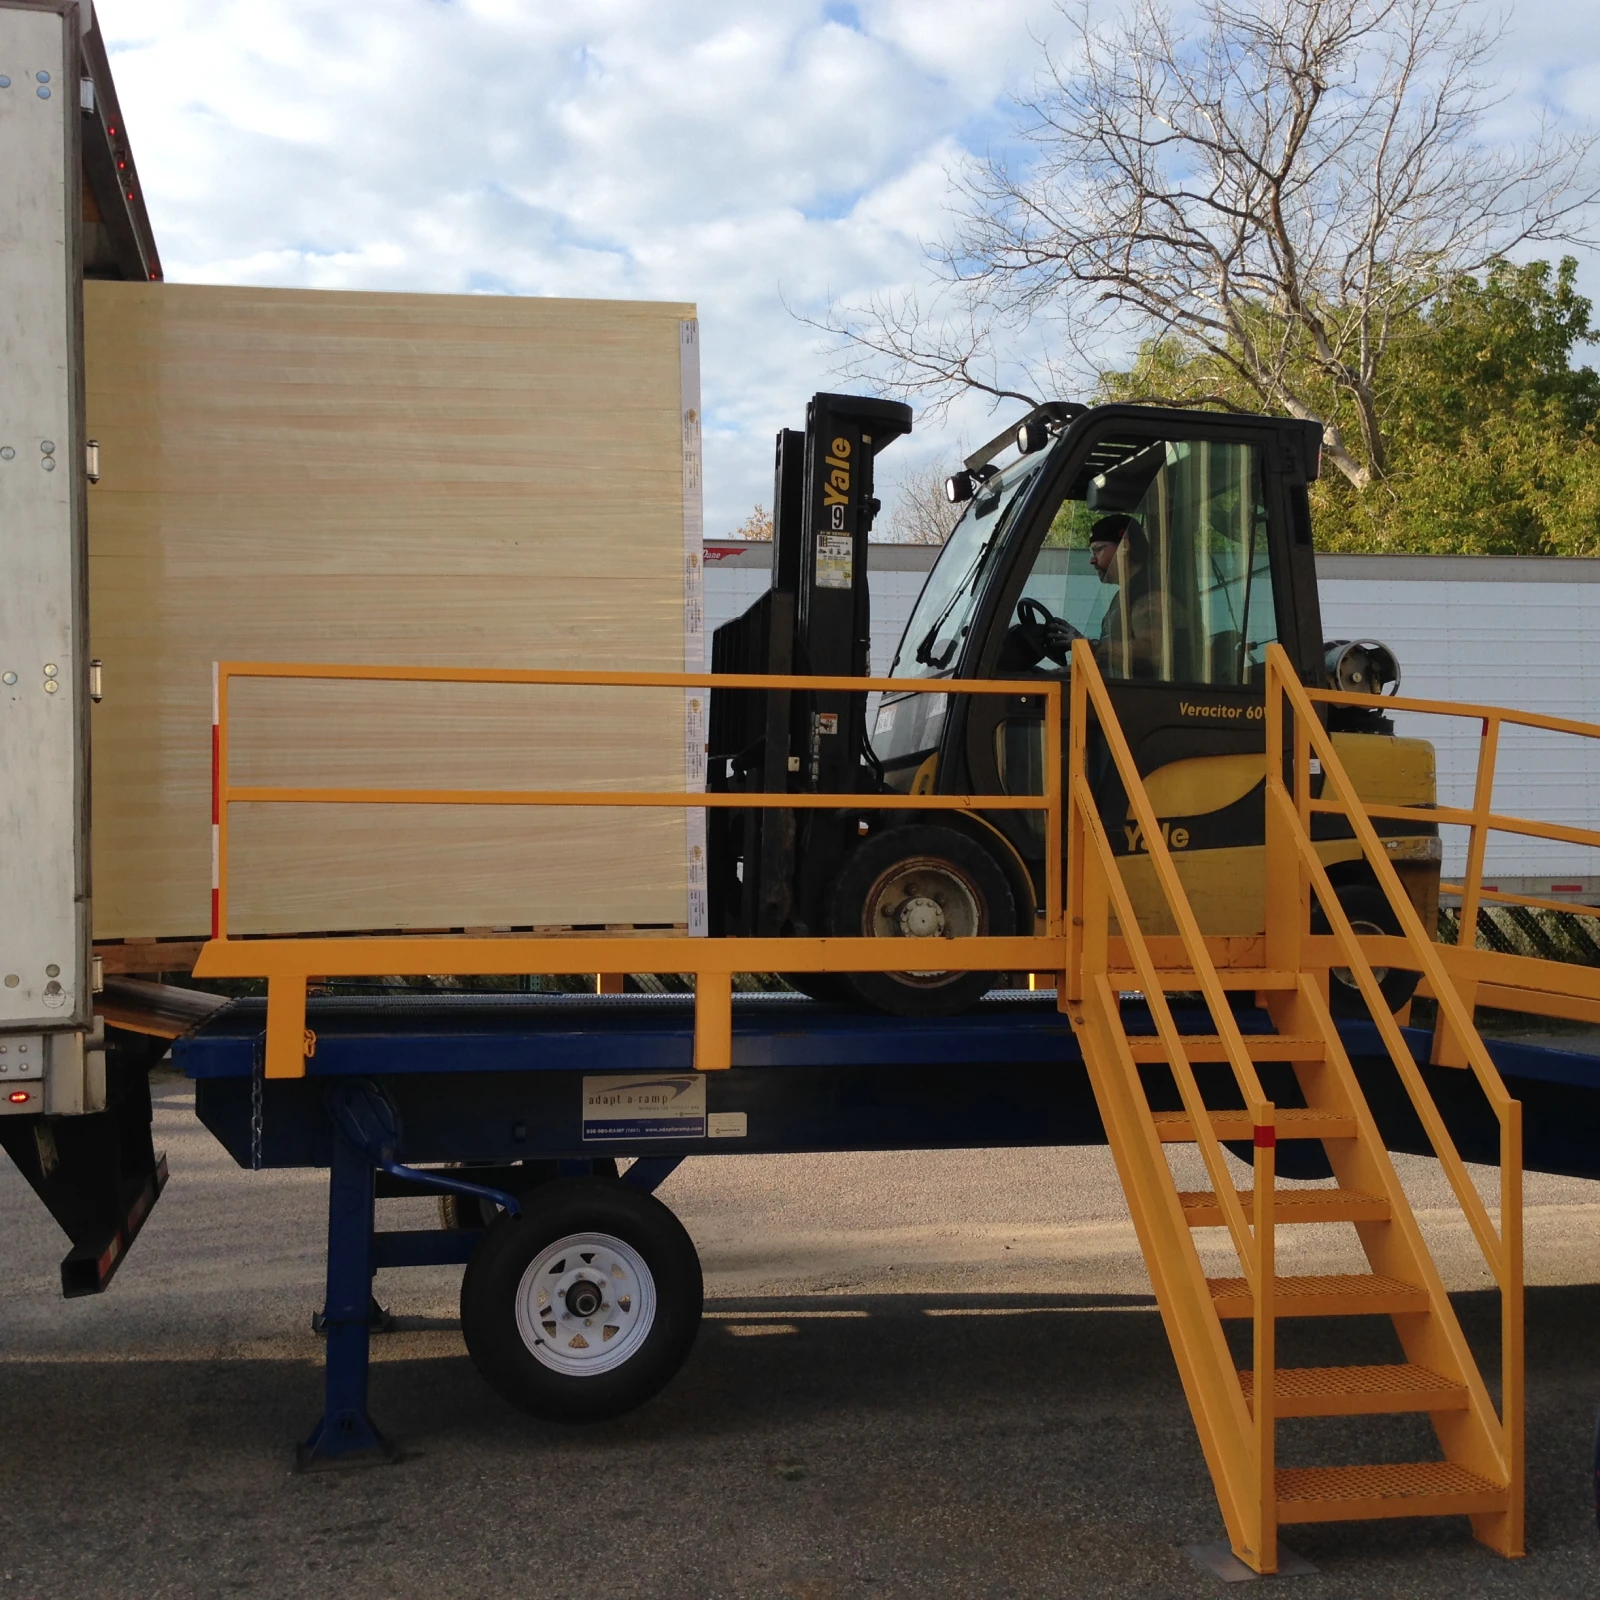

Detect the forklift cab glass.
[
  {"left": 893, "top": 453, "right": 1046, "bottom": 678},
  {"left": 1010, "top": 436, "right": 1278, "bottom": 685}
]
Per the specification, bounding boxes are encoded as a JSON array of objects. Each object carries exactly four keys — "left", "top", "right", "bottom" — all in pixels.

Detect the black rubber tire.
[
  {"left": 779, "top": 971, "right": 858, "bottom": 1006},
  {"left": 437, "top": 1159, "right": 617, "bottom": 1230},
  {"left": 826, "top": 824, "right": 1017, "bottom": 1017},
  {"left": 1313, "top": 880, "right": 1420, "bottom": 1017},
  {"left": 460, "top": 1177, "right": 702, "bottom": 1423}
]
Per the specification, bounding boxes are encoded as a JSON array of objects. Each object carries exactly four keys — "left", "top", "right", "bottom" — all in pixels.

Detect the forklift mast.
[{"left": 707, "top": 393, "right": 912, "bottom": 936}]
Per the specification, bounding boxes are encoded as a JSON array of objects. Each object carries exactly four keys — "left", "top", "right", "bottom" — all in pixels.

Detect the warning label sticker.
[
  {"left": 816, "top": 533, "right": 853, "bottom": 589},
  {"left": 582, "top": 1074, "right": 707, "bottom": 1141}
]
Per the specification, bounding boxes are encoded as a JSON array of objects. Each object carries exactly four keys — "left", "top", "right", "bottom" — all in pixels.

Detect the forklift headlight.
[
  {"left": 945, "top": 470, "right": 975, "bottom": 504},
  {"left": 1324, "top": 639, "right": 1400, "bottom": 696},
  {"left": 1016, "top": 419, "right": 1050, "bottom": 455}
]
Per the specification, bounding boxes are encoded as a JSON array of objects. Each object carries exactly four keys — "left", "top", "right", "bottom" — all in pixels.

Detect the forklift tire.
[
  {"left": 780, "top": 972, "right": 857, "bottom": 1006},
  {"left": 460, "top": 1177, "right": 702, "bottom": 1423},
  {"left": 1313, "top": 881, "right": 1420, "bottom": 1018},
  {"left": 827, "top": 825, "right": 1017, "bottom": 1017}
]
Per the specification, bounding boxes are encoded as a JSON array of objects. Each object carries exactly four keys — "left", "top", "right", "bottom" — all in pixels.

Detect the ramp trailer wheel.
[
  {"left": 827, "top": 823, "right": 1018, "bottom": 1017},
  {"left": 460, "top": 1177, "right": 703, "bottom": 1422}
]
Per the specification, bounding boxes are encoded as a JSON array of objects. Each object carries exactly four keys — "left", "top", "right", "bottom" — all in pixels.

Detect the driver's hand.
[{"left": 1043, "top": 617, "right": 1083, "bottom": 653}]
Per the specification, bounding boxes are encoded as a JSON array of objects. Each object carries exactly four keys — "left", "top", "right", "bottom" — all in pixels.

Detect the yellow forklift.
[{"left": 709, "top": 396, "right": 1437, "bottom": 1017}]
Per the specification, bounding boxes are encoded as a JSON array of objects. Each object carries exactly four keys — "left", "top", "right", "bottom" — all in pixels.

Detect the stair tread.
[
  {"left": 1239, "top": 1364, "right": 1468, "bottom": 1416},
  {"left": 1178, "top": 1188, "right": 1389, "bottom": 1225},
  {"left": 1107, "top": 970, "right": 1300, "bottom": 991},
  {"left": 1126, "top": 1034, "right": 1326, "bottom": 1062},
  {"left": 1276, "top": 1461, "right": 1507, "bottom": 1520},
  {"left": 1209, "top": 1272, "right": 1430, "bottom": 1317},
  {"left": 1152, "top": 1107, "right": 1356, "bottom": 1141}
]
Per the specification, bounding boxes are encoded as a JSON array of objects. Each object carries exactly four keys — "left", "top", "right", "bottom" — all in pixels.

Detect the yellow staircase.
[{"left": 1063, "top": 640, "right": 1523, "bottom": 1573}]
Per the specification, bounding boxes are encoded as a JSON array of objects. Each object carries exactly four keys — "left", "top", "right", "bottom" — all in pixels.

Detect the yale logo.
[
  {"left": 823, "top": 435, "right": 852, "bottom": 509},
  {"left": 1125, "top": 820, "right": 1191, "bottom": 852}
]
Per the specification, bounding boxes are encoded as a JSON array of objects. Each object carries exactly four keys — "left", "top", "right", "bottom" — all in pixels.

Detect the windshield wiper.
[{"left": 913, "top": 542, "right": 990, "bottom": 667}]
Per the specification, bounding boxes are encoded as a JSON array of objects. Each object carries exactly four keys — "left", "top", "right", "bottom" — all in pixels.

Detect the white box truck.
[{"left": 1, "top": 0, "right": 167, "bottom": 1292}]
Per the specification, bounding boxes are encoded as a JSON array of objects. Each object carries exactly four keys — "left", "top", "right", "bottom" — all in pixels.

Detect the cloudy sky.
[{"left": 98, "top": 0, "right": 1599, "bottom": 539}]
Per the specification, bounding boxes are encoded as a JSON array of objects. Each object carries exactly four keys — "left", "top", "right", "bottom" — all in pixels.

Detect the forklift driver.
[{"left": 1007, "top": 513, "right": 1165, "bottom": 679}]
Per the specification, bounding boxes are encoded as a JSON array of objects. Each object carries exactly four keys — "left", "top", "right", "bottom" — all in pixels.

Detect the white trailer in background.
[
  {"left": 705, "top": 543, "right": 1600, "bottom": 905},
  {"left": 0, "top": 0, "right": 168, "bottom": 1292}
]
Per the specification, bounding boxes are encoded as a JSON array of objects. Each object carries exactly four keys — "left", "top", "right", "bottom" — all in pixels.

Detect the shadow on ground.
[{"left": 2, "top": 1287, "right": 1599, "bottom": 1598}]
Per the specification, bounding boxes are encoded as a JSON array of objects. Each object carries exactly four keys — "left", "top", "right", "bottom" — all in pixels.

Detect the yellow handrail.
[
  {"left": 1264, "top": 644, "right": 1522, "bottom": 1491},
  {"left": 201, "top": 660, "right": 1068, "bottom": 1079},
  {"left": 1066, "top": 640, "right": 1279, "bottom": 1564},
  {"left": 1306, "top": 680, "right": 1600, "bottom": 978},
  {"left": 1066, "top": 640, "right": 1274, "bottom": 1288}
]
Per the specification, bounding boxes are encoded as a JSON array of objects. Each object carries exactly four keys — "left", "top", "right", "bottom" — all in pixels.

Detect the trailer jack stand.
[
  {"left": 297, "top": 1121, "right": 400, "bottom": 1469},
  {"left": 298, "top": 1083, "right": 515, "bottom": 1469}
]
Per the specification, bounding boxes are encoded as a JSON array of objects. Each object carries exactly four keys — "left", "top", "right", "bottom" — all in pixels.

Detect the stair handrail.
[
  {"left": 1068, "top": 639, "right": 1275, "bottom": 1286},
  {"left": 1263, "top": 644, "right": 1519, "bottom": 1271},
  {"left": 1263, "top": 643, "right": 1522, "bottom": 1478}
]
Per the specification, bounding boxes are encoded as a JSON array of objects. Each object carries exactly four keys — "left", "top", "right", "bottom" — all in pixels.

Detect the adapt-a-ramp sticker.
[{"left": 582, "top": 1073, "right": 706, "bottom": 1141}]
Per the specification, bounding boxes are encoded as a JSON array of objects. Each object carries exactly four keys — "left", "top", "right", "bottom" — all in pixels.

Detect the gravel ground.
[{"left": 3, "top": 1069, "right": 1600, "bottom": 1599}]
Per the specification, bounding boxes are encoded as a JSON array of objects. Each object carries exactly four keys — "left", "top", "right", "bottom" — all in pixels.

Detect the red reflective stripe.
[
  {"left": 211, "top": 886, "right": 219, "bottom": 941},
  {"left": 211, "top": 723, "right": 219, "bottom": 824},
  {"left": 1253, "top": 1125, "right": 1277, "bottom": 1148}
]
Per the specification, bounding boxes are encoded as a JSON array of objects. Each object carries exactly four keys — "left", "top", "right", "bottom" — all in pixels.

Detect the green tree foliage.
[{"left": 1100, "top": 258, "right": 1600, "bottom": 553}]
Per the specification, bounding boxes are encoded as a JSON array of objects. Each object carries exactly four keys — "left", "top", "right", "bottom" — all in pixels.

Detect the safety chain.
[{"left": 250, "top": 1037, "right": 265, "bottom": 1172}]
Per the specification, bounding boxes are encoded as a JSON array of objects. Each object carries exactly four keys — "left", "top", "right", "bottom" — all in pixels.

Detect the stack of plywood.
[{"left": 85, "top": 282, "right": 705, "bottom": 940}]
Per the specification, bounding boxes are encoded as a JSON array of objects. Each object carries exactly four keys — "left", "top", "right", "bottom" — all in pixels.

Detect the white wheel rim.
[{"left": 514, "top": 1231, "right": 657, "bottom": 1376}]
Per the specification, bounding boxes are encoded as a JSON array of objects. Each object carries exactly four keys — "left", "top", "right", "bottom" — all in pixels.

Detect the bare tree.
[
  {"left": 882, "top": 465, "right": 962, "bottom": 544},
  {"left": 826, "top": 0, "right": 1597, "bottom": 489}
]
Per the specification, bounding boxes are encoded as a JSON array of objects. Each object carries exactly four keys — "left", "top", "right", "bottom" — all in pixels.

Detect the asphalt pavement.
[{"left": 3, "top": 1069, "right": 1600, "bottom": 1599}]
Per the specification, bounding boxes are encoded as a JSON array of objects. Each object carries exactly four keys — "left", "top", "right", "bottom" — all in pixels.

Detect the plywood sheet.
[{"left": 86, "top": 282, "right": 700, "bottom": 938}]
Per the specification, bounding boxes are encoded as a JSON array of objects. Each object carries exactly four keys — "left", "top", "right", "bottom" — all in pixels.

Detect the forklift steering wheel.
[{"left": 1015, "top": 596, "right": 1072, "bottom": 667}]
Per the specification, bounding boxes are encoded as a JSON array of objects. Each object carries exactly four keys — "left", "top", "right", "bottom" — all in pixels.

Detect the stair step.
[
  {"left": 1239, "top": 1364, "right": 1468, "bottom": 1418},
  {"left": 1179, "top": 1188, "right": 1389, "bottom": 1227},
  {"left": 1107, "top": 969, "right": 1299, "bottom": 992},
  {"left": 1126, "top": 1035, "right": 1326, "bottom": 1063},
  {"left": 1152, "top": 1108, "right": 1356, "bottom": 1142},
  {"left": 1209, "top": 1272, "right": 1430, "bottom": 1319},
  {"left": 1276, "top": 1461, "right": 1508, "bottom": 1523}
]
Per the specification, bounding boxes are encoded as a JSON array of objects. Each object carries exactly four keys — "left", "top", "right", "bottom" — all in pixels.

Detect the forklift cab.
[
  {"left": 874, "top": 406, "right": 1324, "bottom": 894},
  {"left": 709, "top": 398, "right": 1431, "bottom": 1018}
]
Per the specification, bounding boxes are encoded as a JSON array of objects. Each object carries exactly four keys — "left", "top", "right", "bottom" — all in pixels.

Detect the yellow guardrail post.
[
  {"left": 695, "top": 966, "right": 733, "bottom": 1073},
  {"left": 1433, "top": 713, "right": 1499, "bottom": 1066},
  {"left": 264, "top": 975, "right": 309, "bottom": 1079},
  {"left": 1252, "top": 1120, "right": 1277, "bottom": 1573}
]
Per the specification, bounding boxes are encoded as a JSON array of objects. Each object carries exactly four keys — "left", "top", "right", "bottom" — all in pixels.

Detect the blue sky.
[{"left": 99, "top": 0, "right": 1599, "bottom": 538}]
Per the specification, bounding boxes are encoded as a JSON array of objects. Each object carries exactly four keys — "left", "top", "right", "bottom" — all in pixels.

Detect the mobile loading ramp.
[{"left": 190, "top": 649, "right": 1600, "bottom": 1566}]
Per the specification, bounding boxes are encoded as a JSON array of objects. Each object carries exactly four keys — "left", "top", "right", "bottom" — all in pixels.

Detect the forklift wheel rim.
[
  {"left": 514, "top": 1230, "right": 658, "bottom": 1376},
  {"left": 1331, "top": 917, "right": 1391, "bottom": 988},
  {"left": 861, "top": 854, "right": 986, "bottom": 983}
]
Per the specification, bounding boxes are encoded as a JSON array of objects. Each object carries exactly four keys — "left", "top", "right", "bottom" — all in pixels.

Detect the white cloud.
[{"left": 96, "top": 0, "right": 1599, "bottom": 539}]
